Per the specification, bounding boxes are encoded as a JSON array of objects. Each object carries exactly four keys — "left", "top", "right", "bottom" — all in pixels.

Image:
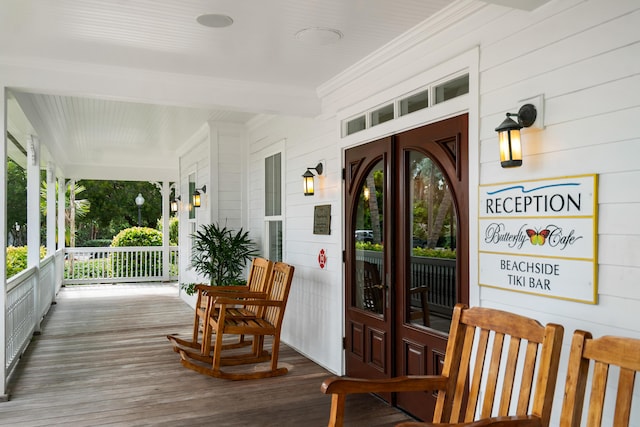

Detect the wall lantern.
[
  {"left": 495, "top": 103, "right": 537, "bottom": 168},
  {"left": 303, "top": 163, "right": 323, "bottom": 196},
  {"left": 192, "top": 185, "right": 206, "bottom": 208},
  {"left": 170, "top": 195, "right": 181, "bottom": 213}
]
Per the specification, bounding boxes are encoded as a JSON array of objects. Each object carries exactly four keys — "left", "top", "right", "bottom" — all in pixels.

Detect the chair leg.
[
  {"left": 327, "top": 393, "right": 347, "bottom": 427},
  {"left": 191, "top": 308, "right": 201, "bottom": 343}
]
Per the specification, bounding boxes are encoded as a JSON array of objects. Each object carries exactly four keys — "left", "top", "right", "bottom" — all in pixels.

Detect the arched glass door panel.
[
  {"left": 353, "top": 160, "right": 385, "bottom": 315},
  {"left": 406, "top": 151, "right": 457, "bottom": 334}
]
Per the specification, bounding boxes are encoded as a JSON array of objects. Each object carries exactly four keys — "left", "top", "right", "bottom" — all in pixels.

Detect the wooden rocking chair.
[
  {"left": 558, "top": 331, "right": 640, "bottom": 427},
  {"left": 179, "top": 261, "right": 295, "bottom": 380},
  {"left": 167, "top": 257, "right": 273, "bottom": 355},
  {"left": 321, "top": 304, "right": 564, "bottom": 427}
]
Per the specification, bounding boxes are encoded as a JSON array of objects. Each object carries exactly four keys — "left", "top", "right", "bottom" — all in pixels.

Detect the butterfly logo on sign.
[{"left": 526, "top": 228, "right": 550, "bottom": 246}]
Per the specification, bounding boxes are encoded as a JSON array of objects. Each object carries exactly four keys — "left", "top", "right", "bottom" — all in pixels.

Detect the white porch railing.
[
  {"left": 5, "top": 250, "right": 63, "bottom": 378},
  {"left": 63, "top": 246, "right": 179, "bottom": 284}
]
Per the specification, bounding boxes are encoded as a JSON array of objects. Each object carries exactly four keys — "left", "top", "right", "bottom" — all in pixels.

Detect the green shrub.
[
  {"left": 64, "top": 258, "right": 113, "bottom": 280},
  {"left": 111, "top": 226, "right": 163, "bottom": 247},
  {"left": 6, "top": 246, "right": 46, "bottom": 278},
  {"left": 412, "top": 246, "right": 456, "bottom": 259},
  {"left": 157, "top": 216, "right": 179, "bottom": 246},
  {"left": 355, "top": 241, "right": 456, "bottom": 259},
  {"left": 355, "top": 242, "right": 384, "bottom": 252},
  {"left": 111, "top": 227, "right": 163, "bottom": 277}
]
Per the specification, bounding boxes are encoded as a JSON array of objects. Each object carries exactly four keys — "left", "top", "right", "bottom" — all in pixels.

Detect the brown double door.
[{"left": 344, "top": 114, "right": 469, "bottom": 421}]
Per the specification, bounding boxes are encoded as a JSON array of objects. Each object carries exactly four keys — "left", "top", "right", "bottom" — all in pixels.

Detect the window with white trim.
[{"left": 265, "top": 152, "right": 283, "bottom": 261}]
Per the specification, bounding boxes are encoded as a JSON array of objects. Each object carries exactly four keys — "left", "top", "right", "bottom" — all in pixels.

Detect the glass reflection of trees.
[
  {"left": 354, "top": 161, "right": 385, "bottom": 315},
  {"left": 355, "top": 166, "right": 384, "bottom": 245},
  {"left": 408, "top": 152, "right": 457, "bottom": 332},
  {"left": 409, "top": 154, "right": 455, "bottom": 251}
]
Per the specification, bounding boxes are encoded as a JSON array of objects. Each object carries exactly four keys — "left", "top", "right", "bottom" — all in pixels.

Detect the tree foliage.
[
  {"left": 7, "top": 159, "right": 27, "bottom": 245},
  {"left": 80, "top": 180, "right": 162, "bottom": 230}
]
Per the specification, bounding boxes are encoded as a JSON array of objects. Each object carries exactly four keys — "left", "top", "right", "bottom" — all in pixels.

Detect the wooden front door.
[{"left": 344, "top": 115, "right": 469, "bottom": 420}]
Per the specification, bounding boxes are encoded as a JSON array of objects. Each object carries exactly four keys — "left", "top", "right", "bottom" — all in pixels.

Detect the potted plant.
[{"left": 186, "top": 222, "right": 258, "bottom": 292}]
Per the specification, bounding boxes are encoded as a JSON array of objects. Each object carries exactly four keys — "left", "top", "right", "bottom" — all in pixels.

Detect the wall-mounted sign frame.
[
  {"left": 313, "top": 204, "right": 331, "bottom": 235},
  {"left": 478, "top": 174, "right": 598, "bottom": 304}
]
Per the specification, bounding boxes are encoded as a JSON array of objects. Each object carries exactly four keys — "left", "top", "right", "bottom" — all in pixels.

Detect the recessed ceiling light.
[
  {"left": 295, "top": 27, "right": 343, "bottom": 46},
  {"left": 196, "top": 14, "right": 234, "bottom": 28}
]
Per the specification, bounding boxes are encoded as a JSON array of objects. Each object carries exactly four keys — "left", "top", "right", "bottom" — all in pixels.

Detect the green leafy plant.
[
  {"left": 180, "top": 282, "right": 197, "bottom": 296},
  {"left": 191, "top": 223, "right": 258, "bottom": 286}
]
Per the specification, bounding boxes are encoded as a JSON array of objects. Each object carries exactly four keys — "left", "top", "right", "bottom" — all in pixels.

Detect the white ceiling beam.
[{"left": 0, "top": 56, "right": 321, "bottom": 118}]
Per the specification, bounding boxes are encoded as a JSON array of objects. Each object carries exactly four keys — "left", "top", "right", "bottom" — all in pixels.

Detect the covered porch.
[{"left": 0, "top": 283, "right": 413, "bottom": 426}]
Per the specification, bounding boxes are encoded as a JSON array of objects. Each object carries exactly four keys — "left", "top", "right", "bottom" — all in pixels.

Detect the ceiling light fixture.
[
  {"left": 295, "top": 27, "right": 343, "bottom": 46},
  {"left": 197, "top": 14, "right": 234, "bottom": 28}
]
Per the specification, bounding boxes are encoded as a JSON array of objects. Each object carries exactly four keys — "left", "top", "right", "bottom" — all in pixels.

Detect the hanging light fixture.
[
  {"left": 192, "top": 185, "right": 206, "bottom": 208},
  {"left": 303, "top": 163, "right": 323, "bottom": 196},
  {"left": 495, "top": 103, "right": 537, "bottom": 168},
  {"left": 170, "top": 195, "right": 181, "bottom": 213}
]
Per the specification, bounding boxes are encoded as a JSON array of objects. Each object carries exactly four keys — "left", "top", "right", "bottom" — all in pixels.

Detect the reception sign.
[{"left": 479, "top": 174, "right": 598, "bottom": 304}]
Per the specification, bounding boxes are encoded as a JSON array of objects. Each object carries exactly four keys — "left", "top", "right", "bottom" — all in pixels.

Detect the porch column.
[
  {"left": 57, "top": 176, "right": 65, "bottom": 250},
  {"left": 161, "top": 181, "right": 171, "bottom": 280},
  {"left": 1, "top": 87, "right": 8, "bottom": 400},
  {"left": 46, "top": 162, "right": 56, "bottom": 255},
  {"left": 26, "top": 135, "right": 41, "bottom": 334},
  {"left": 26, "top": 135, "right": 40, "bottom": 268}
]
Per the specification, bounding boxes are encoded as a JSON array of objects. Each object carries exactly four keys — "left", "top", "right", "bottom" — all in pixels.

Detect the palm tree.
[{"left": 40, "top": 180, "right": 90, "bottom": 246}]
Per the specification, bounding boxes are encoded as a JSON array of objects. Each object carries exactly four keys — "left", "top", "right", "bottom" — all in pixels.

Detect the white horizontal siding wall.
[
  {"left": 177, "top": 122, "right": 246, "bottom": 306},
  {"left": 477, "top": 0, "right": 640, "bottom": 323},
  {"left": 213, "top": 122, "right": 245, "bottom": 230},
  {"left": 246, "top": 115, "right": 344, "bottom": 373},
  {"left": 239, "top": 0, "right": 640, "bottom": 422}
]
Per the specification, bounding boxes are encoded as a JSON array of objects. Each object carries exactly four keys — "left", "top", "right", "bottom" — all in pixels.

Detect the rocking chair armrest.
[
  {"left": 194, "top": 284, "right": 215, "bottom": 293},
  {"left": 321, "top": 375, "right": 448, "bottom": 395},
  {"left": 213, "top": 296, "right": 284, "bottom": 307},
  {"left": 397, "top": 415, "right": 542, "bottom": 427},
  {"left": 205, "top": 290, "right": 266, "bottom": 301},
  {"left": 201, "top": 285, "right": 250, "bottom": 295}
]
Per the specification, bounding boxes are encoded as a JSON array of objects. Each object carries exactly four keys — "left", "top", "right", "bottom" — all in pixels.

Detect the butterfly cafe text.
[{"left": 478, "top": 175, "right": 598, "bottom": 304}]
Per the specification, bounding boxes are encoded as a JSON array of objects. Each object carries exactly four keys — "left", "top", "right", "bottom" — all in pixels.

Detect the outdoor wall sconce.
[
  {"left": 170, "top": 195, "right": 181, "bottom": 213},
  {"left": 303, "top": 163, "right": 323, "bottom": 196},
  {"left": 192, "top": 185, "right": 206, "bottom": 208},
  {"left": 495, "top": 103, "right": 537, "bottom": 168}
]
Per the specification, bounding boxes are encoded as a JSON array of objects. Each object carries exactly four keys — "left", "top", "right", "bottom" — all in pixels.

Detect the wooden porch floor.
[{"left": 1, "top": 283, "right": 414, "bottom": 426}]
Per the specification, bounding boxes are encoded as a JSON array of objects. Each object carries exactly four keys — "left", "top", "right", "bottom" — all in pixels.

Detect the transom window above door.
[{"left": 342, "top": 73, "right": 469, "bottom": 137}]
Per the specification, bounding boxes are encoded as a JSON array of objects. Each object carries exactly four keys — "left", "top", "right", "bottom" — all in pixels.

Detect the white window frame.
[{"left": 262, "top": 141, "right": 285, "bottom": 261}]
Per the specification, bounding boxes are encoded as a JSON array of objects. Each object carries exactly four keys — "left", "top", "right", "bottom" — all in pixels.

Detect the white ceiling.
[{"left": 1, "top": 0, "right": 540, "bottom": 180}]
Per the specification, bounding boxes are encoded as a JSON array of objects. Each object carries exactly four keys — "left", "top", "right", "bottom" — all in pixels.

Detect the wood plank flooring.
[{"left": 1, "top": 283, "right": 414, "bottom": 426}]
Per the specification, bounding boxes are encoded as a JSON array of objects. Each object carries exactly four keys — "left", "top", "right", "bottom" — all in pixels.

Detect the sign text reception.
[{"left": 479, "top": 175, "right": 598, "bottom": 303}]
